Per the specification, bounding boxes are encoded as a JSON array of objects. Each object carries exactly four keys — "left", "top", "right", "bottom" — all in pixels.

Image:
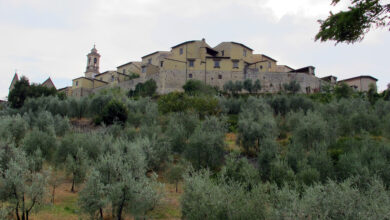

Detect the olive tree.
[{"left": 0, "top": 145, "right": 48, "bottom": 220}]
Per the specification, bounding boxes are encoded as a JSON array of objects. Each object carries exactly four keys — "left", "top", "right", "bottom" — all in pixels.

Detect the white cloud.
[{"left": 0, "top": 0, "right": 389, "bottom": 100}]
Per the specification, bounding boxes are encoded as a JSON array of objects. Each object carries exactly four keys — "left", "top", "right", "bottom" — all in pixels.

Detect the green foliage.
[
  {"left": 315, "top": 0, "right": 390, "bottom": 44},
  {"left": 292, "top": 111, "right": 332, "bottom": 149},
  {"left": 21, "top": 129, "right": 57, "bottom": 161},
  {"left": 223, "top": 80, "right": 243, "bottom": 95},
  {"left": 78, "top": 170, "right": 106, "bottom": 219},
  {"left": 335, "top": 82, "right": 354, "bottom": 99},
  {"left": 166, "top": 161, "right": 187, "bottom": 192},
  {"left": 165, "top": 112, "right": 199, "bottom": 153},
  {"left": 79, "top": 138, "right": 162, "bottom": 219},
  {"left": 128, "top": 79, "right": 157, "bottom": 97},
  {"left": 283, "top": 80, "right": 301, "bottom": 94},
  {"left": 222, "top": 151, "right": 260, "bottom": 187},
  {"left": 158, "top": 92, "right": 220, "bottom": 116},
  {"left": 184, "top": 116, "right": 226, "bottom": 170},
  {"left": 183, "top": 79, "right": 216, "bottom": 96},
  {"left": 65, "top": 148, "right": 88, "bottom": 192},
  {"left": 100, "top": 99, "right": 128, "bottom": 125},
  {"left": 8, "top": 76, "right": 57, "bottom": 108},
  {"left": 181, "top": 170, "right": 269, "bottom": 220},
  {"left": 0, "top": 114, "right": 28, "bottom": 145},
  {"left": 237, "top": 97, "right": 277, "bottom": 153},
  {"left": 0, "top": 145, "right": 48, "bottom": 220}
]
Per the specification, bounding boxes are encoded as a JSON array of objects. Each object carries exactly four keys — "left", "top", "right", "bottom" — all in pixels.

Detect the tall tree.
[{"left": 315, "top": 0, "right": 390, "bottom": 44}]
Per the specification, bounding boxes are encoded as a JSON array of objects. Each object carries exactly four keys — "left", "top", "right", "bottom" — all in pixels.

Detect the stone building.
[
  {"left": 338, "top": 75, "right": 378, "bottom": 92},
  {"left": 66, "top": 40, "right": 378, "bottom": 96}
]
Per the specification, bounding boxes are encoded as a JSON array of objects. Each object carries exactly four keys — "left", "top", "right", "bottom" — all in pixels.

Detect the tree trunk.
[
  {"left": 71, "top": 175, "right": 75, "bottom": 193},
  {"left": 99, "top": 207, "right": 104, "bottom": 220},
  {"left": 117, "top": 205, "right": 123, "bottom": 220},
  {"left": 52, "top": 184, "right": 56, "bottom": 204},
  {"left": 25, "top": 211, "right": 29, "bottom": 220},
  {"left": 175, "top": 181, "right": 178, "bottom": 193},
  {"left": 15, "top": 204, "right": 20, "bottom": 220},
  {"left": 22, "top": 195, "right": 25, "bottom": 220}
]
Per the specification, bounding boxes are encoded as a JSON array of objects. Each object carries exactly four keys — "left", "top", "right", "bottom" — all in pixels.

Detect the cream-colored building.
[
  {"left": 65, "top": 40, "right": 378, "bottom": 97},
  {"left": 338, "top": 75, "right": 378, "bottom": 92}
]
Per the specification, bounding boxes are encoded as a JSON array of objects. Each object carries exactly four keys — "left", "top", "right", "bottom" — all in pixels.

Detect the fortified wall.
[{"left": 90, "top": 69, "right": 323, "bottom": 95}]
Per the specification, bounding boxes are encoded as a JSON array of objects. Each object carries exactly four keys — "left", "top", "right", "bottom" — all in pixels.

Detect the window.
[
  {"left": 188, "top": 59, "right": 194, "bottom": 67},
  {"left": 88, "top": 58, "right": 91, "bottom": 64},
  {"left": 100, "top": 77, "right": 103, "bottom": 81},
  {"left": 148, "top": 58, "right": 152, "bottom": 64},
  {"left": 123, "top": 69, "right": 126, "bottom": 74},
  {"left": 214, "top": 60, "right": 220, "bottom": 68},
  {"left": 189, "top": 74, "right": 193, "bottom": 78},
  {"left": 221, "top": 50, "right": 224, "bottom": 56},
  {"left": 75, "top": 81, "right": 78, "bottom": 86},
  {"left": 180, "top": 48, "right": 184, "bottom": 55},
  {"left": 160, "top": 61, "right": 164, "bottom": 67},
  {"left": 218, "top": 74, "right": 222, "bottom": 79},
  {"left": 94, "top": 58, "right": 97, "bottom": 64},
  {"left": 142, "top": 66, "right": 146, "bottom": 73},
  {"left": 259, "top": 65, "right": 263, "bottom": 70},
  {"left": 111, "top": 75, "right": 115, "bottom": 82},
  {"left": 232, "top": 60, "right": 239, "bottom": 69},
  {"left": 243, "top": 49, "right": 247, "bottom": 57},
  {"left": 268, "top": 61, "right": 271, "bottom": 69}
]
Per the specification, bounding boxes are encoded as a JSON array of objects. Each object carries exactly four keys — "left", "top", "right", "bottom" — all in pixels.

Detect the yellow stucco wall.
[
  {"left": 117, "top": 62, "right": 141, "bottom": 75},
  {"left": 72, "top": 78, "right": 93, "bottom": 89}
]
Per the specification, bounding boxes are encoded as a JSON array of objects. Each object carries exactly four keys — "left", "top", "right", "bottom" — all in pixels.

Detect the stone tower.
[{"left": 85, "top": 45, "right": 101, "bottom": 78}]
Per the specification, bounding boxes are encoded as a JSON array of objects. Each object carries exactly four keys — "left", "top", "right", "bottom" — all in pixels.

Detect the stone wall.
[{"left": 88, "top": 68, "right": 324, "bottom": 95}]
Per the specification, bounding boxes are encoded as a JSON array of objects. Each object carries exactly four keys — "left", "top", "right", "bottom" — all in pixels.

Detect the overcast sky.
[{"left": 1, "top": 0, "right": 389, "bottom": 99}]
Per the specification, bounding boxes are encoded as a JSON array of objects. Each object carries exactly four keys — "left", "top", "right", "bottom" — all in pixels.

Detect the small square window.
[
  {"left": 180, "top": 48, "right": 184, "bottom": 55},
  {"left": 75, "top": 81, "right": 78, "bottom": 86},
  {"left": 214, "top": 60, "right": 220, "bottom": 68},
  {"left": 123, "top": 69, "right": 126, "bottom": 74},
  {"left": 260, "top": 65, "right": 263, "bottom": 70},
  {"left": 243, "top": 49, "right": 247, "bottom": 57},
  {"left": 188, "top": 60, "right": 194, "bottom": 67},
  {"left": 218, "top": 74, "right": 222, "bottom": 79},
  {"left": 111, "top": 75, "right": 115, "bottom": 82},
  {"left": 221, "top": 50, "right": 224, "bottom": 56},
  {"left": 148, "top": 58, "right": 152, "bottom": 64},
  {"left": 100, "top": 77, "right": 103, "bottom": 81},
  {"left": 160, "top": 61, "right": 164, "bottom": 67},
  {"left": 142, "top": 66, "right": 146, "bottom": 73},
  {"left": 268, "top": 61, "right": 271, "bottom": 68},
  {"left": 189, "top": 74, "right": 193, "bottom": 78},
  {"left": 233, "top": 60, "right": 239, "bottom": 69}
]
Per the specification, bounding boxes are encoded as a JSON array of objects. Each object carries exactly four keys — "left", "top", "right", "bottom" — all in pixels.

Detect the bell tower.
[{"left": 85, "top": 45, "right": 100, "bottom": 78}]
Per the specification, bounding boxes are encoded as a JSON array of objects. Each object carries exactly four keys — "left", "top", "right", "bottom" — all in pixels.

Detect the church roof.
[{"left": 42, "top": 77, "right": 56, "bottom": 89}]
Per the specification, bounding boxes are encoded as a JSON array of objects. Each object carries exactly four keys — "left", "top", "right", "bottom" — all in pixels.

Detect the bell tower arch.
[{"left": 85, "top": 44, "right": 101, "bottom": 78}]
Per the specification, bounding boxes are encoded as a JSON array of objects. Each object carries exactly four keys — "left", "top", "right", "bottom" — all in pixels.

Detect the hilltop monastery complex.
[{"left": 9, "top": 39, "right": 378, "bottom": 96}]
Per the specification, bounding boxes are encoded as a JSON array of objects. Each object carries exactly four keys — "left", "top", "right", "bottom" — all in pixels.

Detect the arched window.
[{"left": 94, "top": 58, "right": 97, "bottom": 64}]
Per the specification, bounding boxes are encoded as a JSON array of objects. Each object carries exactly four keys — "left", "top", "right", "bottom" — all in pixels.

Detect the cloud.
[{"left": 0, "top": 0, "right": 389, "bottom": 99}]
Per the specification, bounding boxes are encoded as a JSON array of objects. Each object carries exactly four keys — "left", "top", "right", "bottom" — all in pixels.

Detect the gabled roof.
[
  {"left": 230, "top": 42, "right": 253, "bottom": 51},
  {"left": 9, "top": 73, "right": 19, "bottom": 89},
  {"left": 141, "top": 51, "right": 170, "bottom": 59},
  {"left": 338, "top": 75, "right": 378, "bottom": 82},
  {"left": 72, "top": 77, "right": 109, "bottom": 84},
  {"left": 289, "top": 66, "right": 315, "bottom": 73},
  {"left": 261, "top": 54, "right": 277, "bottom": 62},
  {"left": 42, "top": 77, "right": 56, "bottom": 89},
  {"left": 171, "top": 40, "right": 197, "bottom": 49},
  {"left": 117, "top": 61, "right": 142, "bottom": 69}
]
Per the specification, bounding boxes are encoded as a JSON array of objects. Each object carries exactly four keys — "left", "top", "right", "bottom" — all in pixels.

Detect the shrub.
[
  {"left": 183, "top": 79, "right": 216, "bottom": 96},
  {"left": 100, "top": 99, "right": 128, "bottom": 125},
  {"left": 128, "top": 79, "right": 157, "bottom": 97}
]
